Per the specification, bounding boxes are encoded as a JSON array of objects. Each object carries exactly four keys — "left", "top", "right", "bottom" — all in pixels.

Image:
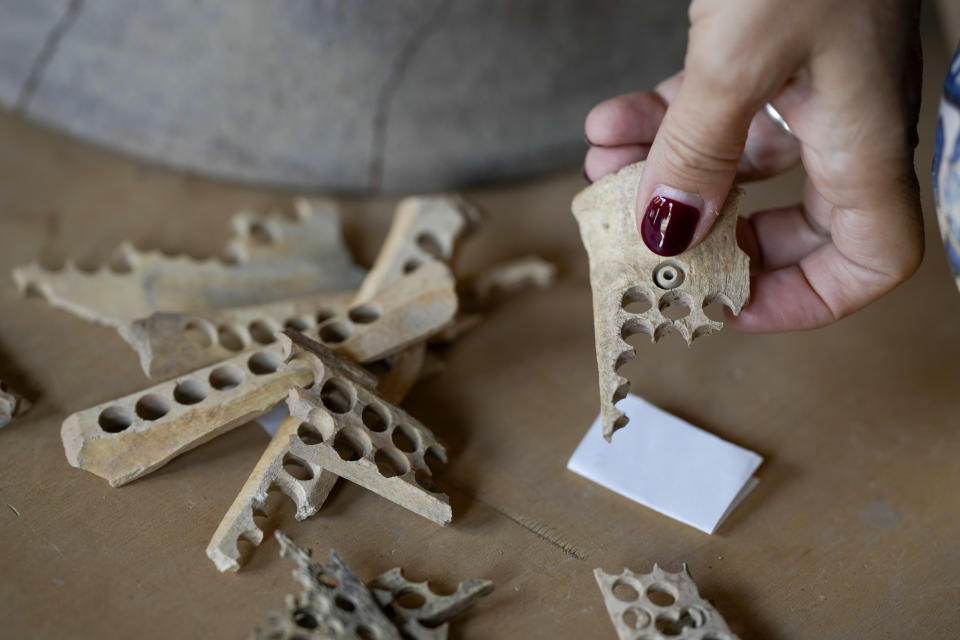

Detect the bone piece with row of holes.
[
  {"left": 206, "top": 336, "right": 379, "bottom": 572},
  {"left": 60, "top": 263, "right": 456, "bottom": 487},
  {"left": 121, "top": 259, "right": 456, "bottom": 380},
  {"left": 594, "top": 564, "right": 740, "bottom": 640},
  {"left": 0, "top": 380, "right": 31, "bottom": 428},
  {"left": 371, "top": 567, "right": 494, "bottom": 640},
  {"left": 12, "top": 198, "right": 365, "bottom": 328},
  {"left": 571, "top": 162, "right": 750, "bottom": 440},
  {"left": 357, "top": 195, "right": 481, "bottom": 403},
  {"left": 251, "top": 531, "right": 402, "bottom": 640},
  {"left": 285, "top": 331, "right": 452, "bottom": 525}
]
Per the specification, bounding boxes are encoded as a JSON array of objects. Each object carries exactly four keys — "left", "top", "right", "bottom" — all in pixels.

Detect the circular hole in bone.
[
  {"left": 658, "top": 293, "right": 691, "bottom": 320},
  {"left": 424, "top": 446, "right": 446, "bottom": 474},
  {"left": 391, "top": 424, "right": 419, "bottom": 453},
  {"left": 702, "top": 296, "right": 727, "bottom": 323},
  {"left": 396, "top": 590, "right": 427, "bottom": 609},
  {"left": 655, "top": 613, "right": 696, "bottom": 636},
  {"left": 402, "top": 257, "right": 422, "bottom": 274},
  {"left": 248, "top": 319, "right": 278, "bottom": 344},
  {"left": 646, "top": 585, "right": 676, "bottom": 607},
  {"left": 316, "top": 572, "right": 338, "bottom": 589},
  {"left": 282, "top": 454, "right": 314, "bottom": 481},
  {"left": 320, "top": 378, "right": 354, "bottom": 414},
  {"left": 184, "top": 321, "right": 213, "bottom": 348},
  {"left": 249, "top": 220, "right": 272, "bottom": 244},
  {"left": 347, "top": 304, "right": 381, "bottom": 325},
  {"left": 332, "top": 426, "right": 370, "bottom": 462},
  {"left": 319, "top": 321, "right": 352, "bottom": 344},
  {"left": 374, "top": 447, "right": 411, "bottom": 478},
  {"left": 653, "top": 261, "right": 685, "bottom": 290},
  {"left": 623, "top": 607, "right": 652, "bottom": 630},
  {"left": 621, "top": 287, "right": 652, "bottom": 314},
  {"left": 209, "top": 364, "right": 244, "bottom": 390},
  {"left": 248, "top": 350, "right": 283, "bottom": 375},
  {"left": 361, "top": 403, "right": 389, "bottom": 432},
  {"left": 612, "top": 579, "right": 640, "bottom": 602},
  {"left": 98, "top": 406, "right": 134, "bottom": 433},
  {"left": 293, "top": 609, "right": 317, "bottom": 629},
  {"left": 284, "top": 315, "right": 311, "bottom": 331},
  {"left": 682, "top": 606, "right": 708, "bottom": 628},
  {"left": 334, "top": 595, "right": 355, "bottom": 612},
  {"left": 355, "top": 625, "right": 375, "bottom": 640},
  {"left": 135, "top": 394, "right": 170, "bottom": 421},
  {"left": 173, "top": 379, "right": 207, "bottom": 405},
  {"left": 296, "top": 422, "right": 324, "bottom": 445},
  {"left": 415, "top": 231, "right": 445, "bottom": 260},
  {"left": 217, "top": 324, "right": 246, "bottom": 351}
]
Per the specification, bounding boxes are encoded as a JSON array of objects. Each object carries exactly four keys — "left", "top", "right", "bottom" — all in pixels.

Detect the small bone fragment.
[
  {"left": 371, "top": 567, "right": 493, "bottom": 640},
  {"left": 250, "top": 531, "right": 402, "bottom": 640},
  {"left": 0, "top": 380, "right": 31, "bottom": 428},
  {"left": 469, "top": 255, "right": 557, "bottom": 302},
  {"left": 285, "top": 332, "right": 452, "bottom": 525},
  {"left": 594, "top": 564, "right": 740, "bottom": 640},
  {"left": 12, "top": 198, "right": 365, "bottom": 328},
  {"left": 61, "top": 340, "right": 314, "bottom": 486},
  {"left": 206, "top": 416, "right": 339, "bottom": 573},
  {"left": 119, "top": 290, "right": 354, "bottom": 379},
  {"left": 571, "top": 162, "right": 749, "bottom": 440}
]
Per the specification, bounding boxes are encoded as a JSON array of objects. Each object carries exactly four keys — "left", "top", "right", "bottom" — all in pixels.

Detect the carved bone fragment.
[
  {"left": 371, "top": 568, "right": 494, "bottom": 640},
  {"left": 0, "top": 380, "right": 30, "bottom": 428},
  {"left": 12, "top": 198, "right": 365, "bottom": 328},
  {"left": 594, "top": 564, "right": 740, "bottom": 640},
  {"left": 468, "top": 255, "right": 557, "bottom": 303},
  {"left": 250, "top": 531, "right": 402, "bottom": 640},
  {"left": 61, "top": 340, "right": 315, "bottom": 486},
  {"left": 285, "top": 333, "right": 452, "bottom": 525},
  {"left": 571, "top": 162, "right": 749, "bottom": 439}
]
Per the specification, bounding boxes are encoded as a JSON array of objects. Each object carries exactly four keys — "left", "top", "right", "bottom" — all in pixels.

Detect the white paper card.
[
  {"left": 256, "top": 402, "right": 289, "bottom": 436},
  {"left": 567, "top": 394, "right": 763, "bottom": 534}
]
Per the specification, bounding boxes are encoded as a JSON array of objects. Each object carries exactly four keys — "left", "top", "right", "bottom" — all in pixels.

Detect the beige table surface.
[{"left": 2, "top": 26, "right": 959, "bottom": 640}]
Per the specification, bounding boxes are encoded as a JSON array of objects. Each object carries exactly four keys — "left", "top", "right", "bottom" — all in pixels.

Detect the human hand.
[{"left": 583, "top": 0, "right": 924, "bottom": 332}]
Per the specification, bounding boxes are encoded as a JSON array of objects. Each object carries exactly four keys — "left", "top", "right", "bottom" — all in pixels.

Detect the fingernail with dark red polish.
[
  {"left": 640, "top": 194, "right": 700, "bottom": 256},
  {"left": 582, "top": 165, "right": 592, "bottom": 184}
]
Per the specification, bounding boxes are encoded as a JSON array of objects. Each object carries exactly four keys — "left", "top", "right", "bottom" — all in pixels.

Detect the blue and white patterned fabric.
[{"left": 934, "top": 44, "right": 960, "bottom": 294}]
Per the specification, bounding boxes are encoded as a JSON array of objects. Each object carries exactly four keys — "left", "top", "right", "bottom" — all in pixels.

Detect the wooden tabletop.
[{"left": 2, "top": 32, "right": 959, "bottom": 640}]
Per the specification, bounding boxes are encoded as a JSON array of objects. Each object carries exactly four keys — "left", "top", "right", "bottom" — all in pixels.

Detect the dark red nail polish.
[
  {"left": 640, "top": 195, "right": 699, "bottom": 256},
  {"left": 582, "top": 165, "right": 592, "bottom": 184}
]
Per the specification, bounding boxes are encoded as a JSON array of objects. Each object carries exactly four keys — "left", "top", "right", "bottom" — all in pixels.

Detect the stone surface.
[{"left": 0, "top": 0, "right": 688, "bottom": 192}]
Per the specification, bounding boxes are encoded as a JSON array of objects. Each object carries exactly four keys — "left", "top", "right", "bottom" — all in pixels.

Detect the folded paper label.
[{"left": 567, "top": 394, "right": 762, "bottom": 534}]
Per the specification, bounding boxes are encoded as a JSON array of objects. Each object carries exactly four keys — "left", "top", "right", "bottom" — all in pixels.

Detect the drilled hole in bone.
[
  {"left": 347, "top": 303, "right": 381, "bottom": 325},
  {"left": 319, "top": 378, "right": 354, "bottom": 413},
  {"left": 653, "top": 261, "right": 685, "bottom": 290},
  {"left": 621, "top": 287, "right": 652, "bottom": 314},
  {"left": 355, "top": 625, "right": 375, "bottom": 640},
  {"left": 296, "top": 422, "right": 325, "bottom": 445},
  {"left": 375, "top": 447, "right": 411, "bottom": 478},
  {"left": 249, "top": 221, "right": 272, "bottom": 244},
  {"left": 315, "top": 308, "right": 336, "bottom": 324},
  {"left": 361, "top": 403, "right": 389, "bottom": 432},
  {"left": 395, "top": 590, "right": 427, "bottom": 609},
  {"left": 623, "top": 607, "right": 652, "bottom": 630},
  {"left": 248, "top": 350, "right": 283, "bottom": 375},
  {"left": 391, "top": 424, "right": 419, "bottom": 453},
  {"left": 415, "top": 231, "right": 445, "bottom": 260},
  {"left": 183, "top": 321, "right": 213, "bottom": 348},
  {"left": 217, "top": 324, "right": 246, "bottom": 351},
  {"left": 612, "top": 579, "right": 640, "bottom": 602},
  {"left": 682, "top": 606, "right": 708, "bottom": 628},
  {"left": 702, "top": 295, "right": 727, "bottom": 323},
  {"left": 332, "top": 426, "right": 370, "bottom": 462},
  {"left": 209, "top": 364, "right": 244, "bottom": 390},
  {"left": 415, "top": 470, "right": 438, "bottom": 492},
  {"left": 335, "top": 595, "right": 355, "bottom": 612},
  {"left": 655, "top": 612, "right": 697, "bottom": 636},
  {"left": 283, "top": 315, "right": 311, "bottom": 331},
  {"left": 319, "top": 321, "right": 352, "bottom": 344},
  {"left": 282, "top": 454, "right": 314, "bottom": 481},
  {"left": 424, "top": 446, "right": 446, "bottom": 473},
  {"left": 248, "top": 319, "right": 278, "bottom": 344},
  {"left": 173, "top": 380, "right": 207, "bottom": 405},
  {"left": 646, "top": 585, "right": 676, "bottom": 607},
  {"left": 98, "top": 406, "right": 134, "bottom": 433},
  {"left": 403, "top": 257, "right": 423, "bottom": 274},
  {"left": 658, "top": 293, "right": 690, "bottom": 320},
  {"left": 426, "top": 580, "right": 459, "bottom": 596},
  {"left": 316, "top": 572, "right": 339, "bottom": 589},
  {"left": 135, "top": 394, "right": 170, "bottom": 421},
  {"left": 293, "top": 609, "right": 317, "bottom": 629}
]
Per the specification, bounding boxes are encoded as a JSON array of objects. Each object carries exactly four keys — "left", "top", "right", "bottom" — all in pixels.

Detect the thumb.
[{"left": 636, "top": 69, "right": 768, "bottom": 256}]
